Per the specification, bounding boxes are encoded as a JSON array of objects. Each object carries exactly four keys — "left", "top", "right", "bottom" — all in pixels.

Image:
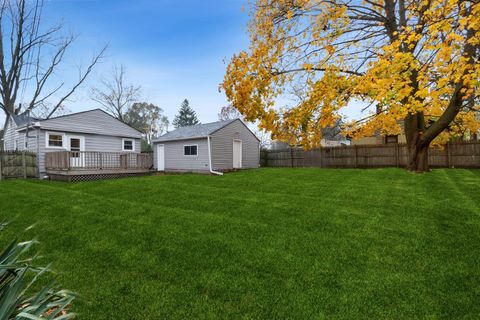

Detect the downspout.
[{"left": 207, "top": 135, "right": 223, "bottom": 176}]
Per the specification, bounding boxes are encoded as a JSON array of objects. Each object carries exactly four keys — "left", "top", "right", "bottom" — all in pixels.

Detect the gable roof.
[
  {"left": 16, "top": 109, "right": 143, "bottom": 138},
  {"left": 153, "top": 119, "right": 237, "bottom": 142}
]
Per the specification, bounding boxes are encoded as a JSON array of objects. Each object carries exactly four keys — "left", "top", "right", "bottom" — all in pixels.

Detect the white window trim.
[
  {"left": 122, "top": 138, "right": 135, "bottom": 152},
  {"left": 45, "top": 132, "right": 66, "bottom": 149},
  {"left": 183, "top": 144, "right": 199, "bottom": 157}
]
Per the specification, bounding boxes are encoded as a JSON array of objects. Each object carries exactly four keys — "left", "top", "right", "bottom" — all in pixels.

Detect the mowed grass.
[{"left": 1, "top": 168, "right": 480, "bottom": 319}]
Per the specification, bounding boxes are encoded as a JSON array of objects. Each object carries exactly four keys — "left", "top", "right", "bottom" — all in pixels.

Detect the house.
[
  {"left": 2, "top": 109, "right": 151, "bottom": 180},
  {"left": 152, "top": 119, "right": 260, "bottom": 174},
  {"left": 270, "top": 138, "right": 349, "bottom": 150},
  {"left": 351, "top": 133, "right": 406, "bottom": 145}
]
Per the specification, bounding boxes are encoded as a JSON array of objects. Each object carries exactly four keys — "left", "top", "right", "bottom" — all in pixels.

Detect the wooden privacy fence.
[
  {"left": 261, "top": 142, "right": 480, "bottom": 168},
  {"left": 0, "top": 151, "right": 37, "bottom": 179}
]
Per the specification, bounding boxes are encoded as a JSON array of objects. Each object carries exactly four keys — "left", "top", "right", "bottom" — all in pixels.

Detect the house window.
[
  {"left": 14, "top": 139, "right": 19, "bottom": 150},
  {"left": 122, "top": 138, "right": 134, "bottom": 151},
  {"left": 47, "top": 133, "right": 64, "bottom": 148},
  {"left": 385, "top": 135, "right": 398, "bottom": 144},
  {"left": 184, "top": 145, "right": 198, "bottom": 156}
]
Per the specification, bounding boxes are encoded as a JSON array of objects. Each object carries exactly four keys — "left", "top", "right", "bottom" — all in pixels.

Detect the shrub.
[{"left": 0, "top": 222, "right": 76, "bottom": 319}]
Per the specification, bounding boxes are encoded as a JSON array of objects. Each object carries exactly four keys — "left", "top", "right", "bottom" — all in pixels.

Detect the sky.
[
  {"left": 17, "top": 0, "right": 251, "bottom": 125},
  {"left": 0, "top": 0, "right": 366, "bottom": 127}
]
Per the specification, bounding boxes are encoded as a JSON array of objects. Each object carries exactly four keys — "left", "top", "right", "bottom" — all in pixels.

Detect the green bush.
[{"left": 0, "top": 222, "right": 76, "bottom": 319}]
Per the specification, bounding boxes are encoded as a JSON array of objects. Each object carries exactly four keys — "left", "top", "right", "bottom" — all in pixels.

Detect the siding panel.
[
  {"left": 210, "top": 120, "right": 260, "bottom": 170},
  {"left": 3, "top": 119, "right": 37, "bottom": 153},
  {"left": 3, "top": 118, "right": 16, "bottom": 150},
  {"left": 155, "top": 138, "right": 210, "bottom": 172}
]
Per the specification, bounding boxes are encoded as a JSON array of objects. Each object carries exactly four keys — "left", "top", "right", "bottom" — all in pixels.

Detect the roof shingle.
[{"left": 153, "top": 119, "right": 236, "bottom": 142}]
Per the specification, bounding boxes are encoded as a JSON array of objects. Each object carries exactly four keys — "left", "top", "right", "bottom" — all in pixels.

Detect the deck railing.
[{"left": 45, "top": 151, "right": 153, "bottom": 171}]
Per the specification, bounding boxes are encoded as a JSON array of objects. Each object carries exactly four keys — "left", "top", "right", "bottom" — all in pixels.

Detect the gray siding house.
[
  {"left": 3, "top": 109, "right": 143, "bottom": 177},
  {"left": 153, "top": 119, "right": 260, "bottom": 174}
]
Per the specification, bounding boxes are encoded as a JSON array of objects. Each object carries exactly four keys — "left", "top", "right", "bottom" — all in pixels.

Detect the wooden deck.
[{"left": 45, "top": 151, "right": 154, "bottom": 181}]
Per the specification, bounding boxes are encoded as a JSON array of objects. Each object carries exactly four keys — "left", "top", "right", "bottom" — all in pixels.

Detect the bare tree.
[
  {"left": 218, "top": 104, "right": 242, "bottom": 121},
  {"left": 91, "top": 65, "right": 141, "bottom": 122},
  {"left": 0, "top": 0, "right": 106, "bottom": 132}
]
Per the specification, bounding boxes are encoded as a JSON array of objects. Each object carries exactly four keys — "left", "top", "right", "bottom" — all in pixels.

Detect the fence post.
[
  {"left": 22, "top": 151, "right": 27, "bottom": 179},
  {"left": 446, "top": 143, "right": 451, "bottom": 168},
  {"left": 354, "top": 145, "right": 358, "bottom": 168},
  {"left": 395, "top": 144, "right": 400, "bottom": 167},
  {"left": 290, "top": 147, "right": 294, "bottom": 168},
  {"left": 319, "top": 147, "right": 323, "bottom": 168},
  {"left": 0, "top": 153, "right": 3, "bottom": 181}
]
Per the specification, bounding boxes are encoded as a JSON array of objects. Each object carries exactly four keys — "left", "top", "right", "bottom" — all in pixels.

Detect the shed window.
[
  {"left": 47, "top": 133, "right": 63, "bottom": 148},
  {"left": 123, "top": 139, "right": 134, "bottom": 151},
  {"left": 184, "top": 145, "right": 198, "bottom": 156}
]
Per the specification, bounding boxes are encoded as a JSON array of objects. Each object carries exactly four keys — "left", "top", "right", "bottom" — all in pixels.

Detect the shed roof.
[{"left": 153, "top": 119, "right": 237, "bottom": 142}]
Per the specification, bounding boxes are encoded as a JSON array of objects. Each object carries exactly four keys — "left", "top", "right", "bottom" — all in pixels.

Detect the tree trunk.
[
  {"left": 406, "top": 142, "right": 429, "bottom": 172},
  {"left": 404, "top": 112, "right": 430, "bottom": 172}
]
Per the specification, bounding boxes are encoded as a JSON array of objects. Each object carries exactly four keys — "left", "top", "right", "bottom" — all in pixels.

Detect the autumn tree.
[
  {"left": 124, "top": 102, "right": 169, "bottom": 144},
  {"left": 91, "top": 65, "right": 141, "bottom": 122},
  {"left": 0, "top": 0, "right": 105, "bottom": 132},
  {"left": 223, "top": 0, "right": 480, "bottom": 171},
  {"left": 172, "top": 99, "right": 200, "bottom": 128}
]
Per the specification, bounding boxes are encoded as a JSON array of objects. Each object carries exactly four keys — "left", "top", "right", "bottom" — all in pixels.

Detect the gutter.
[{"left": 207, "top": 135, "right": 223, "bottom": 176}]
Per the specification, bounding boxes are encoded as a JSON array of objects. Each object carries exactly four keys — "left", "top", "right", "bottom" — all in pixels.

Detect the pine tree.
[{"left": 172, "top": 99, "right": 200, "bottom": 128}]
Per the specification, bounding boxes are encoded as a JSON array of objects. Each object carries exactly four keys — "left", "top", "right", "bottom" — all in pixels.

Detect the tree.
[
  {"left": 91, "top": 65, "right": 141, "bottom": 122},
  {"left": 124, "top": 102, "right": 169, "bottom": 144},
  {"left": 218, "top": 104, "right": 242, "bottom": 121},
  {"left": 172, "top": 99, "right": 200, "bottom": 128},
  {"left": 0, "top": 0, "right": 106, "bottom": 133},
  {"left": 223, "top": 0, "right": 479, "bottom": 172}
]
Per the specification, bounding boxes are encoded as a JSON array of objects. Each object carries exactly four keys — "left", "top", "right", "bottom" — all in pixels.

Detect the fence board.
[
  {"left": 0, "top": 151, "right": 37, "bottom": 179},
  {"left": 262, "top": 142, "right": 480, "bottom": 169}
]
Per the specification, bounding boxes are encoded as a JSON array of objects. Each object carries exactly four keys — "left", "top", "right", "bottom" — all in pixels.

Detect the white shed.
[{"left": 152, "top": 119, "right": 260, "bottom": 174}]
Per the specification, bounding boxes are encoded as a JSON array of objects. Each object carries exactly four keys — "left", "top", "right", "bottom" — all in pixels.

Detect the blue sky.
[{"left": 37, "top": 0, "right": 249, "bottom": 124}]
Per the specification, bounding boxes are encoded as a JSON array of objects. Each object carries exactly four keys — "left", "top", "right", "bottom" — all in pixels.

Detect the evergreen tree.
[{"left": 172, "top": 99, "right": 200, "bottom": 128}]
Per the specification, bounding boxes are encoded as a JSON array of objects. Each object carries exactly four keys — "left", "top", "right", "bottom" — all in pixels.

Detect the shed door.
[
  {"left": 233, "top": 140, "right": 242, "bottom": 169},
  {"left": 157, "top": 144, "right": 165, "bottom": 171}
]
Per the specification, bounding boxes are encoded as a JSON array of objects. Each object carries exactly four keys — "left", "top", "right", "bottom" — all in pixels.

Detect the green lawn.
[{"left": 1, "top": 168, "right": 480, "bottom": 319}]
